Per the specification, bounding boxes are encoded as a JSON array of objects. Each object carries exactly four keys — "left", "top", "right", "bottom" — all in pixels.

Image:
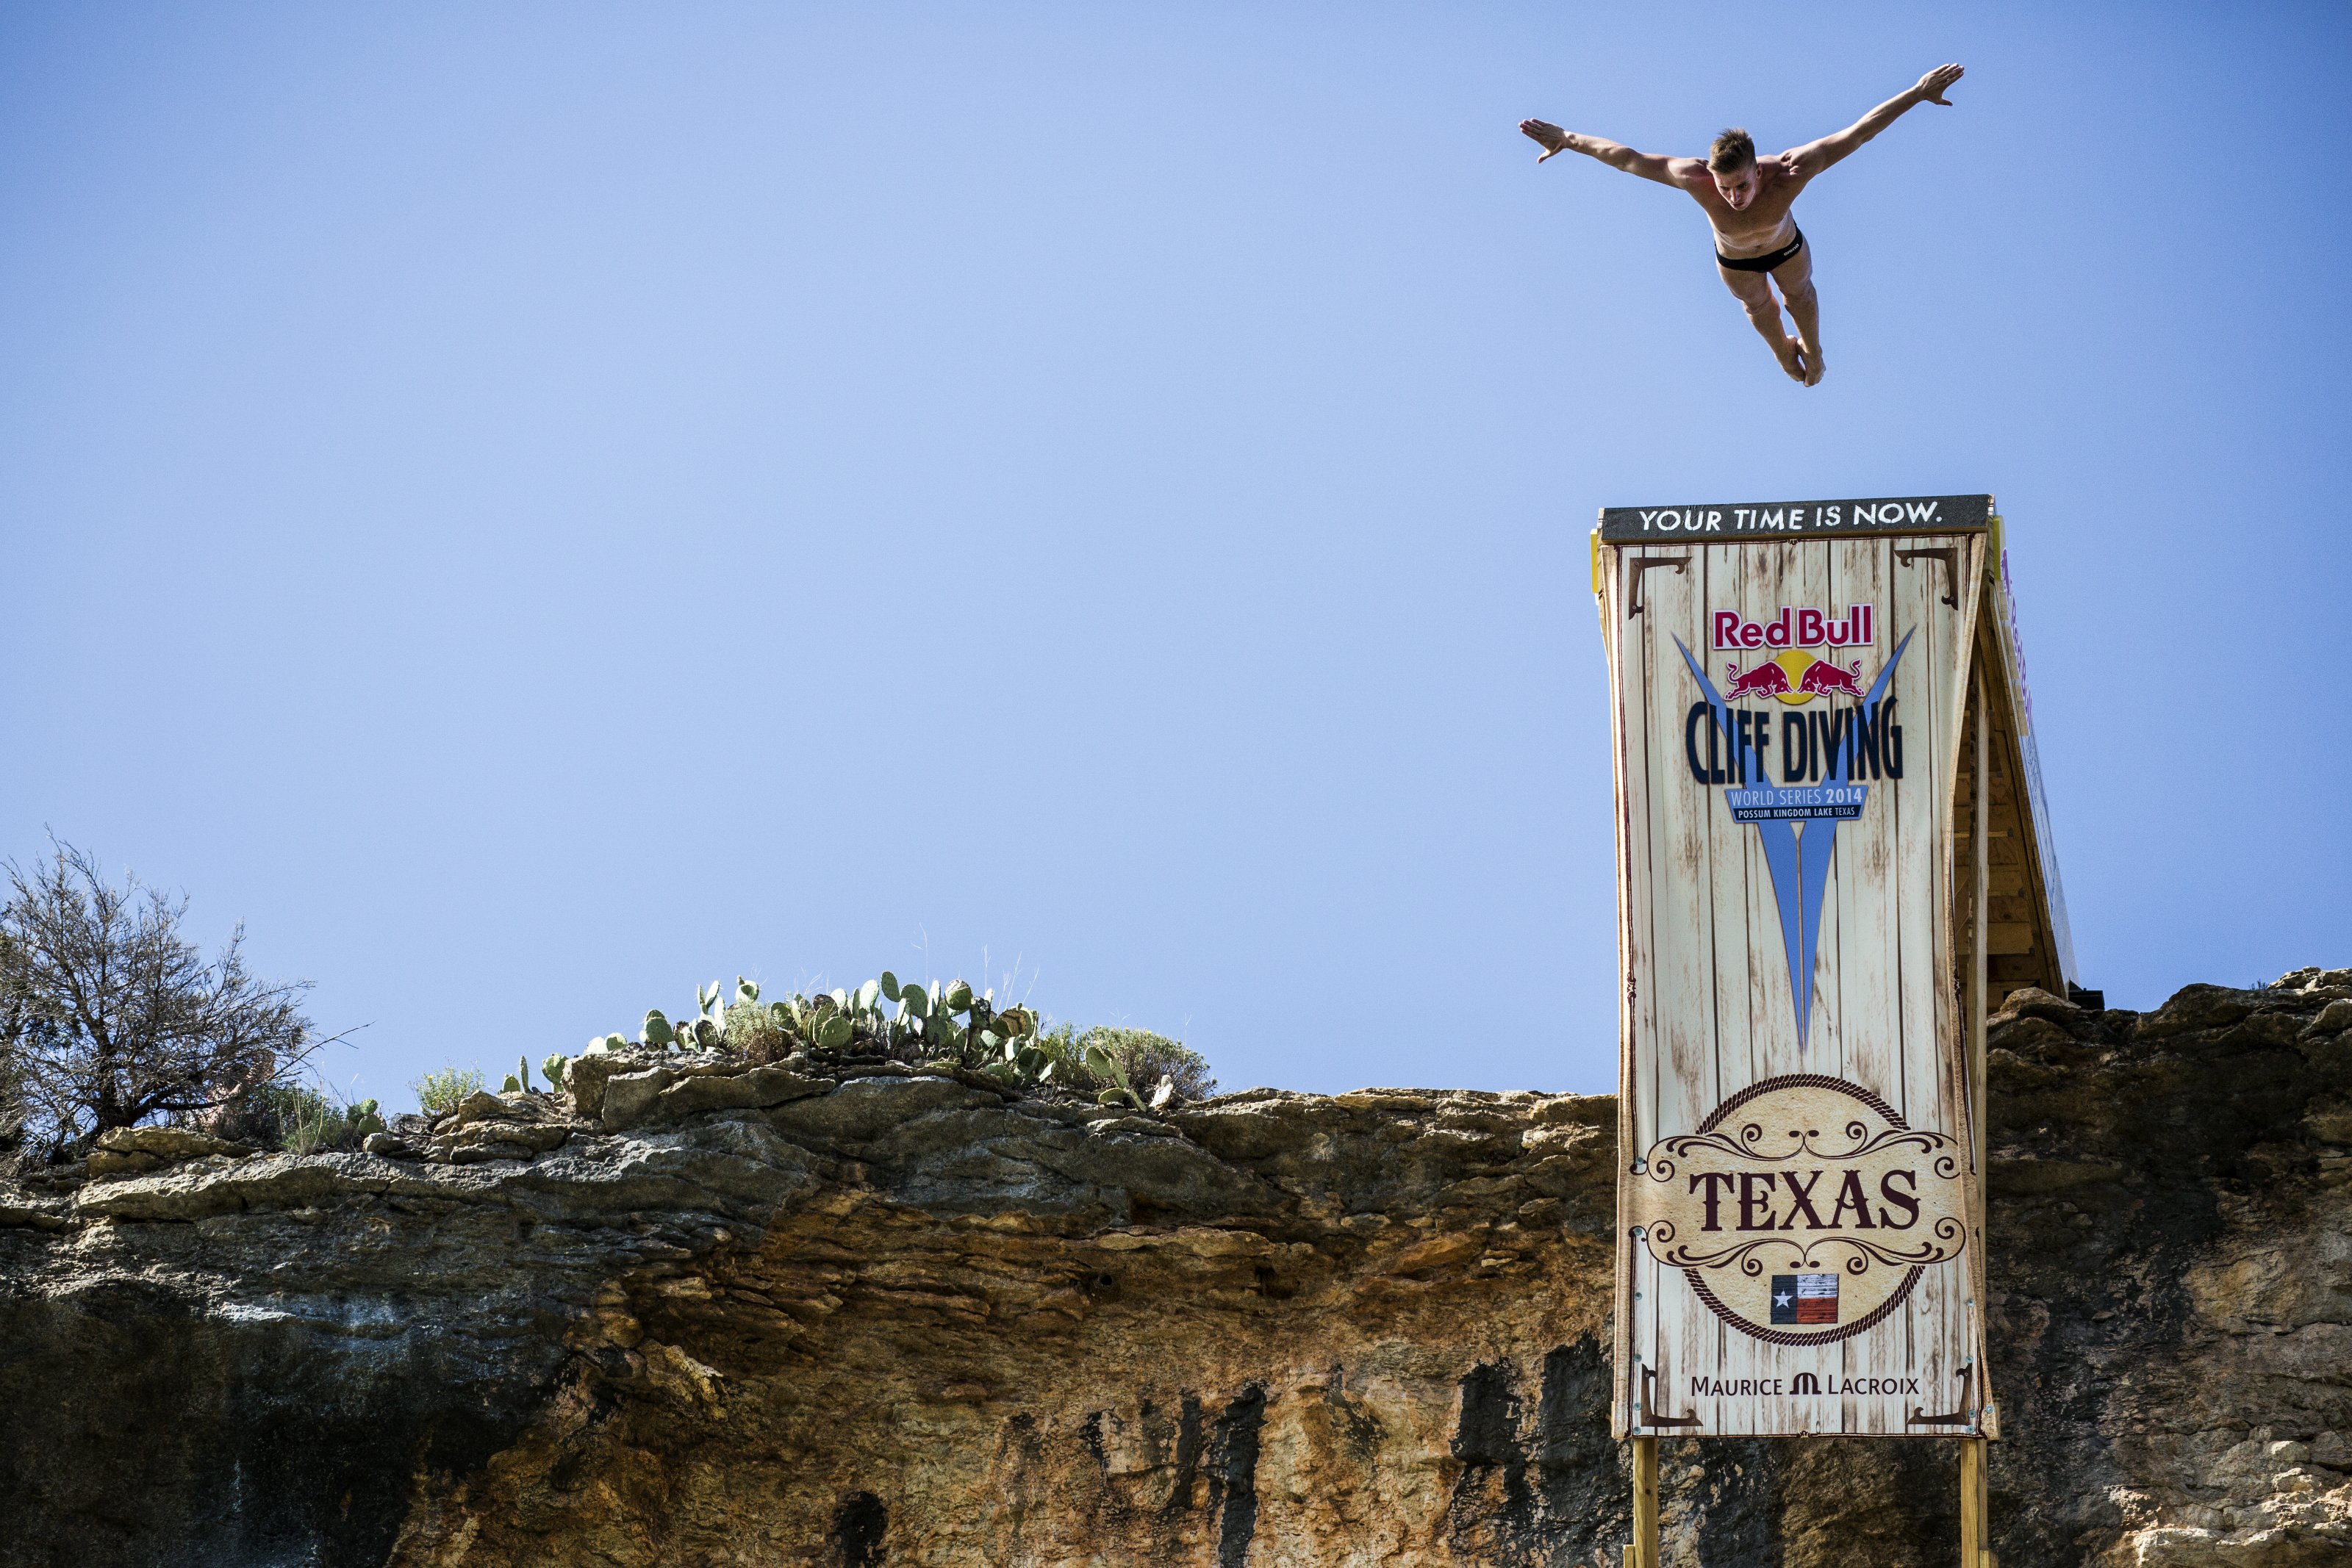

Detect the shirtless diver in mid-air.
[{"left": 1520, "top": 65, "right": 1964, "bottom": 386}]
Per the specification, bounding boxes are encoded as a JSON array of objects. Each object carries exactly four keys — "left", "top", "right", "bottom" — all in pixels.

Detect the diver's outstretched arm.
[
  {"left": 1519, "top": 120, "right": 1693, "bottom": 188},
  {"left": 1778, "top": 64, "right": 1963, "bottom": 182}
]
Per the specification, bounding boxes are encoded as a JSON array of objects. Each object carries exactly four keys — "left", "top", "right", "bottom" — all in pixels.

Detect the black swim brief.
[{"left": 1718, "top": 227, "right": 1804, "bottom": 272}]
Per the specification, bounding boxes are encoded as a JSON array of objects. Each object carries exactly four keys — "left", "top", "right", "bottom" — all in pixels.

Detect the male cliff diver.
[{"left": 1518, "top": 64, "right": 1964, "bottom": 386}]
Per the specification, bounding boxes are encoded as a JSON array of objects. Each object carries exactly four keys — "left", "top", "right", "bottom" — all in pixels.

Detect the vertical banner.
[{"left": 1599, "top": 496, "right": 2003, "bottom": 1440}]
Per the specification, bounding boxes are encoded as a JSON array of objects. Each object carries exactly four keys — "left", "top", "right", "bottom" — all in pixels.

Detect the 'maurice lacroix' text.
[
  {"left": 1689, "top": 1374, "right": 1923, "bottom": 1399},
  {"left": 1710, "top": 605, "right": 1874, "bottom": 651}
]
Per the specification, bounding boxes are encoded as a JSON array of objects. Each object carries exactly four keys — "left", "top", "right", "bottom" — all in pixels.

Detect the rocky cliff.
[{"left": 3, "top": 972, "right": 2348, "bottom": 1567}]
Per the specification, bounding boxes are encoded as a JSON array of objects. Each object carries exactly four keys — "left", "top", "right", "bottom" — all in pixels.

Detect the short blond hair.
[{"left": 1707, "top": 128, "right": 1755, "bottom": 174}]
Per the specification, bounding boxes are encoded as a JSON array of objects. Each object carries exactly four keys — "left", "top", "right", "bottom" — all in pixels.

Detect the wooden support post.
[
  {"left": 1963, "top": 682, "right": 1998, "bottom": 1568},
  {"left": 1630, "top": 1436, "right": 1660, "bottom": 1568},
  {"left": 1971, "top": 675, "right": 1989, "bottom": 1179},
  {"left": 1960, "top": 1435, "right": 1992, "bottom": 1567}
]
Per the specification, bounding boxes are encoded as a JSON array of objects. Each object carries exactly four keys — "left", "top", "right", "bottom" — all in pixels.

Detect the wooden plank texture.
[{"left": 1605, "top": 525, "right": 1998, "bottom": 1439}]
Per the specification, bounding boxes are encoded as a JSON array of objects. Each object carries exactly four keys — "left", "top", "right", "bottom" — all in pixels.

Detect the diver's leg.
[
  {"left": 1719, "top": 263, "right": 1804, "bottom": 382},
  {"left": 1772, "top": 245, "right": 1822, "bottom": 386}
]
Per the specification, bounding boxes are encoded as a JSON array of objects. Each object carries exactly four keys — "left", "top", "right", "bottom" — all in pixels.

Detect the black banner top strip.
[{"left": 1598, "top": 494, "right": 1990, "bottom": 542}]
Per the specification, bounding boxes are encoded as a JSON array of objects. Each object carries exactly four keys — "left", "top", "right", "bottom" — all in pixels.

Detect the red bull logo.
[
  {"left": 1712, "top": 605, "right": 1874, "bottom": 652},
  {"left": 1722, "top": 652, "right": 1865, "bottom": 706}
]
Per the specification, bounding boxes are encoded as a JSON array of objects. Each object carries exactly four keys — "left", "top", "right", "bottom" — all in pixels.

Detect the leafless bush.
[{"left": 0, "top": 843, "right": 319, "bottom": 1165}]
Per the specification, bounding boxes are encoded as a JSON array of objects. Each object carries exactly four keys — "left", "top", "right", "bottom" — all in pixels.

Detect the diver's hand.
[
  {"left": 1914, "top": 63, "right": 1964, "bottom": 107},
  {"left": 1519, "top": 118, "right": 1571, "bottom": 162}
]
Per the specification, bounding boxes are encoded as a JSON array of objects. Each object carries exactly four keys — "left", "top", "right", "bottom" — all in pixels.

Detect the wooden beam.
[
  {"left": 1962, "top": 922, "right": 2037, "bottom": 956},
  {"left": 1973, "top": 676, "right": 1988, "bottom": 1181},
  {"left": 1966, "top": 643, "right": 1999, "bottom": 1568},
  {"left": 1630, "top": 1436, "right": 1660, "bottom": 1568},
  {"left": 1977, "top": 619, "right": 2068, "bottom": 998},
  {"left": 1961, "top": 1436, "right": 1992, "bottom": 1566}
]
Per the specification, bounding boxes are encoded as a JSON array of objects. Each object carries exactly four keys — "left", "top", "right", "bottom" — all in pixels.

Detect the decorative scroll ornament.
[{"left": 1632, "top": 1076, "right": 1966, "bottom": 1345}]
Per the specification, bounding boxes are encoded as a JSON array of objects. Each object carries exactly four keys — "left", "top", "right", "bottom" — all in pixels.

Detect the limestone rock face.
[
  {"left": 84, "top": 1124, "right": 252, "bottom": 1176},
  {"left": 1, "top": 973, "right": 2348, "bottom": 1567}
]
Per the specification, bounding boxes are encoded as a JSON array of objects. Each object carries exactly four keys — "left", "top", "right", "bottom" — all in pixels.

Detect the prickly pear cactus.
[{"left": 584, "top": 968, "right": 1183, "bottom": 1108}]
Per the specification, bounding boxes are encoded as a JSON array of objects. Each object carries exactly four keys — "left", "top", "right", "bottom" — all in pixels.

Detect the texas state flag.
[{"left": 1771, "top": 1273, "right": 1840, "bottom": 1325}]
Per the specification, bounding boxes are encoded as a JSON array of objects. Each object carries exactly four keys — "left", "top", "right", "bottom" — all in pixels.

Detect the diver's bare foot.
[
  {"left": 1797, "top": 340, "right": 1825, "bottom": 386},
  {"left": 1774, "top": 338, "right": 1807, "bottom": 383}
]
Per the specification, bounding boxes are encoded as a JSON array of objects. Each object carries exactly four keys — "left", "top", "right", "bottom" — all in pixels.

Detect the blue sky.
[{"left": 4, "top": 4, "right": 2346, "bottom": 1109}]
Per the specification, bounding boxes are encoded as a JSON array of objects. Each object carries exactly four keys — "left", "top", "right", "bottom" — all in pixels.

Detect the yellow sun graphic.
[{"left": 1771, "top": 650, "right": 1816, "bottom": 705}]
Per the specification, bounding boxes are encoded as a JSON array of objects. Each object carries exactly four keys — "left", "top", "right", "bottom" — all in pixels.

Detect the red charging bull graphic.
[
  {"left": 1721, "top": 653, "right": 1865, "bottom": 705},
  {"left": 1797, "top": 658, "right": 1866, "bottom": 700},
  {"left": 1721, "top": 661, "right": 1793, "bottom": 702}
]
